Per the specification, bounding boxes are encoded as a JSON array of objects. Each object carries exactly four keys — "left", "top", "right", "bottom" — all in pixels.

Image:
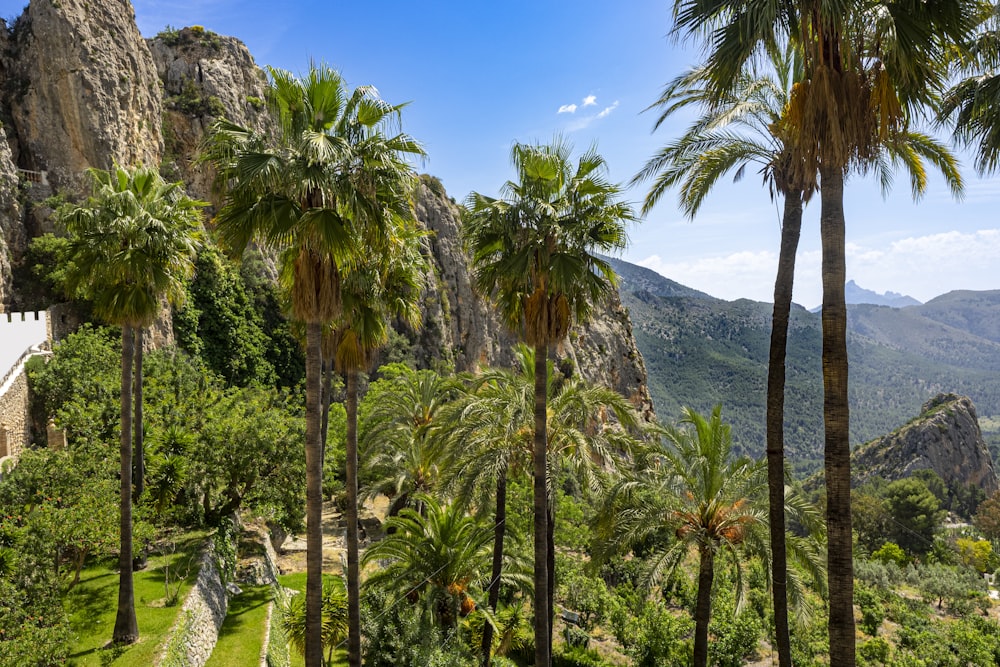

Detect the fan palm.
[
  {"left": 324, "top": 220, "right": 426, "bottom": 665},
  {"left": 445, "top": 344, "right": 641, "bottom": 665},
  {"left": 597, "top": 406, "right": 826, "bottom": 667},
  {"left": 57, "top": 164, "right": 202, "bottom": 645},
  {"left": 668, "top": 1, "right": 976, "bottom": 661},
  {"left": 464, "top": 139, "right": 634, "bottom": 666},
  {"left": 940, "top": 3, "right": 1000, "bottom": 174},
  {"left": 204, "top": 63, "right": 424, "bottom": 667},
  {"left": 634, "top": 44, "right": 961, "bottom": 665}
]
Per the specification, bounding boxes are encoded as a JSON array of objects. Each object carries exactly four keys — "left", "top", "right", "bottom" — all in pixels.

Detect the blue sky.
[{"left": 5, "top": 0, "right": 998, "bottom": 308}]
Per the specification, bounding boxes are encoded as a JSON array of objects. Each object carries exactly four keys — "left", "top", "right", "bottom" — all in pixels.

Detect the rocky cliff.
[
  {"left": 852, "top": 393, "right": 999, "bottom": 495},
  {"left": 0, "top": 1, "right": 654, "bottom": 416}
]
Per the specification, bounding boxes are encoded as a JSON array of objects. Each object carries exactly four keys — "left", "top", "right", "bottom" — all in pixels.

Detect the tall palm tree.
[
  {"left": 205, "top": 63, "right": 424, "bottom": 667},
  {"left": 464, "top": 139, "right": 634, "bottom": 666},
  {"left": 57, "top": 164, "right": 202, "bottom": 645},
  {"left": 634, "top": 46, "right": 961, "bottom": 666},
  {"left": 445, "top": 345, "right": 641, "bottom": 666},
  {"left": 667, "top": 2, "right": 976, "bottom": 661},
  {"left": 597, "top": 406, "right": 826, "bottom": 667},
  {"left": 324, "top": 222, "right": 426, "bottom": 666}
]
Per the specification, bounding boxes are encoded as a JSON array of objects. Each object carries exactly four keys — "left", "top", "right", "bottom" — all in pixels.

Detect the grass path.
[{"left": 204, "top": 584, "right": 271, "bottom": 666}]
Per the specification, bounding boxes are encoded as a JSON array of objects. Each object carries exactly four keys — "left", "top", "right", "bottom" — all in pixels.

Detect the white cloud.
[
  {"left": 557, "top": 104, "right": 578, "bottom": 114},
  {"left": 597, "top": 101, "right": 619, "bottom": 118},
  {"left": 582, "top": 94, "right": 597, "bottom": 107},
  {"left": 633, "top": 228, "right": 1000, "bottom": 310}
]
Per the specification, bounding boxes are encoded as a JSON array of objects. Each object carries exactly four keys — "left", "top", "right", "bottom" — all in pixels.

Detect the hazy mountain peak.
[{"left": 845, "top": 279, "right": 922, "bottom": 308}]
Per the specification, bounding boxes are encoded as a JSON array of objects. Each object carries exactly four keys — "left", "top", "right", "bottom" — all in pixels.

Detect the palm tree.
[
  {"left": 667, "top": 2, "right": 976, "bottom": 661},
  {"left": 597, "top": 406, "right": 826, "bottom": 667},
  {"left": 633, "top": 46, "right": 961, "bottom": 666},
  {"left": 361, "top": 367, "right": 464, "bottom": 516},
  {"left": 940, "top": 3, "right": 1000, "bottom": 174},
  {"left": 445, "top": 344, "right": 641, "bottom": 665},
  {"left": 57, "top": 164, "right": 202, "bottom": 645},
  {"left": 282, "top": 575, "right": 350, "bottom": 667},
  {"left": 362, "top": 494, "right": 530, "bottom": 630},
  {"left": 325, "top": 223, "right": 426, "bottom": 666},
  {"left": 464, "top": 139, "right": 634, "bottom": 666},
  {"left": 205, "top": 63, "right": 424, "bottom": 667}
]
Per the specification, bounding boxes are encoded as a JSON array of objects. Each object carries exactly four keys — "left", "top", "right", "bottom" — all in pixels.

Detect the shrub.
[{"left": 872, "top": 541, "right": 907, "bottom": 567}]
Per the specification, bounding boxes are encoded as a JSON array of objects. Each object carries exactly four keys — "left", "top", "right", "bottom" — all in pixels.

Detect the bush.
[
  {"left": 553, "top": 645, "right": 613, "bottom": 667},
  {"left": 857, "top": 636, "right": 890, "bottom": 665},
  {"left": 872, "top": 541, "right": 908, "bottom": 567}
]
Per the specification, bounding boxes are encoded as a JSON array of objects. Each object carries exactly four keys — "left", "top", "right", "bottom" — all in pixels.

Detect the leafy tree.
[
  {"left": 54, "top": 164, "right": 202, "bottom": 645},
  {"left": 464, "top": 139, "right": 634, "bottom": 665},
  {"left": 883, "top": 478, "right": 945, "bottom": 555},
  {"left": 205, "top": 63, "right": 423, "bottom": 667},
  {"left": 956, "top": 537, "right": 993, "bottom": 573},
  {"left": 975, "top": 489, "right": 1000, "bottom": 539}
]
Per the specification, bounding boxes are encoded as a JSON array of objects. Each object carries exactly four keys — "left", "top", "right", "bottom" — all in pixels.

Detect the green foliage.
[
  {"left": 975, "top": 490, "right": 1000, "bottom": 539},
  {"left": 553, "top": 645, "right": 615, "bottom": 667},
  {"left": 872, "top": 542, "right": 908, "bottom": 568},
  {"left": 708, "top": 592, "right": 764, "bottom": 667},
  {"left": 173, "top": 244, "right": 277, "bottom": 387},
  {"left": 166, "top": 77, "right": 225, "bottom": 117},
  {"left": 855, "top": 584, "right": 886, "bottom": 637},
  {"left": 556, "top": 556, "right": 612, "bottom": 630},
  {"left": 27, "top": 325, "right": 120, "bottom": 444},
  {"left": 611, "top": 598, "right": 692, "bottom": 667},
  {"left": 157, "top": 24, "right": 181, "bottom": 45},
  {"left": 360, "top": 588, "right": 477, "bottom": 667},
  {"left": 884, "top": 478, "right": 946, "bottom": 555},
  {"left": 15, "top": 233, "right": 75, "bottom": 309},
  {"left": 282, "top": 576, "right": 349, "bottom": 666},
  {"left": 857, "top": 636, "right": 891, "bottom": 666}
]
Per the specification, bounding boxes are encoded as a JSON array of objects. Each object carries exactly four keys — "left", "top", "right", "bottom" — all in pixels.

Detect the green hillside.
[{"left": 615, "top": 261, "right": 1000, "bottom": 475}]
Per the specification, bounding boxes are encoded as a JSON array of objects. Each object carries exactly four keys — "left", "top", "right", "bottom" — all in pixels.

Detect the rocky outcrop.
[
  {"left": 0, "top": 125, "right": 23, "bottom": 305},
  {"left": 4, "top": 0, "right": 162, "bottom": 190},
  {"left": 147, "top": 26, "right": 270, "bottom": 204},
  {"left": 852, "top": 393, "right": 999, "bottom": 495}
]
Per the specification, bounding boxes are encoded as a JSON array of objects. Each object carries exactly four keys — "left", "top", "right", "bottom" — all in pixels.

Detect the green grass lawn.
[
  {"left": 204, "top": 584, "right": 271, "bottom": 666},
  {"left": 64, "top": 530, "right": 208, "bottom": 666}
]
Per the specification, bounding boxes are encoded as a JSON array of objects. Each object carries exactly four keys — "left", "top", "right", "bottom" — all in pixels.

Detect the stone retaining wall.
[
  {"left": 0, "top": 365, "right": 31, "bottom": 461},
  {"left": 158, "top": 536, "right": 231, "bottom": 667}
]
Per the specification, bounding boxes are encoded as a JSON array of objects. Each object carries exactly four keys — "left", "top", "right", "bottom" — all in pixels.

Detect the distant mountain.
[
  {"left": 612, "top": 258, "right": 1000, "bottom": 475},
  {"left": 845, "top": 280, "right": 921, "bottom": 308}
]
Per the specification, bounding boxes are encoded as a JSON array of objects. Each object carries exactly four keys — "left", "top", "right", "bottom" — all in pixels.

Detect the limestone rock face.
[
  {"left": 0, "top": 126, "right": 24, "bottom": 307},
  {"left": 853, "top": 393, "right": 999, "bottom": 495},
  {"left": 147, "top": 26, "right": 270, "bottom": 204},
  {"left": 5, "top": 0, "right": 162, "bottom": 190}
]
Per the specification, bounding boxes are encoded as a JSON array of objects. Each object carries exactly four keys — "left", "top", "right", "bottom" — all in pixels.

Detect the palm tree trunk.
[
  {"left": 113, "top": 325, "right": 139, "bottom": 645},
  {"left": 766, "top": 193, "right": 803, "bottom": 667},
  {"left": 133, "top": 328, "right": 145, "bottom": 502},
  {"left": 481, "top": 470, "right": 507, "bottom": 667},
  {"left": 345, "top": 367, "right": 363, "bottom": 667},
  {"left": 321, "top": 356, "right": 333, "bottom": 470},
  {"left": 533, "top": 343, "right": 550, "bottom": 667},
  {"left": 547, "top": 500, "right": 555, "bottom": 650},
  {"left": 820, "top": 164, "right": 855, "bottom": 666},
  {"left": 304, "top": 322, "right": 324, "bottom": 667},
  {"left": 693, "top": 547, "right": 716, "bottom": 667}
]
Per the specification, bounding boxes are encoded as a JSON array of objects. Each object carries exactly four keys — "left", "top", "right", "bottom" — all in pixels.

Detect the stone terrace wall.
[
  {"left": 158, "top": 528, "right": 233, "bottom": 667},
  {"left": 0, "top": 369, "right": 30, "bottom": 462}
]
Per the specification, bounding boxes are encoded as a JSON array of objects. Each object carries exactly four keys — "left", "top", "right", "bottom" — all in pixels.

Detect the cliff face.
[
  {"left": 0, "top": 2, "right": 654, "bottom": 415},
  {"left": 852, "top": 393, "right": 999, "bottom": 495},
  {"left": 3, "top": 0, "right": 162, "bottom": 189},
  {"left": 147, "top": 26, "right": 271, "bottom": 205}
]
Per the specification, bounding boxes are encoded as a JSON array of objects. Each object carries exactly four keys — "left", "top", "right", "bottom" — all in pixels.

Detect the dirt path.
[{"left": 275, "top": 496, "right": 389, "bottom": 576}]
